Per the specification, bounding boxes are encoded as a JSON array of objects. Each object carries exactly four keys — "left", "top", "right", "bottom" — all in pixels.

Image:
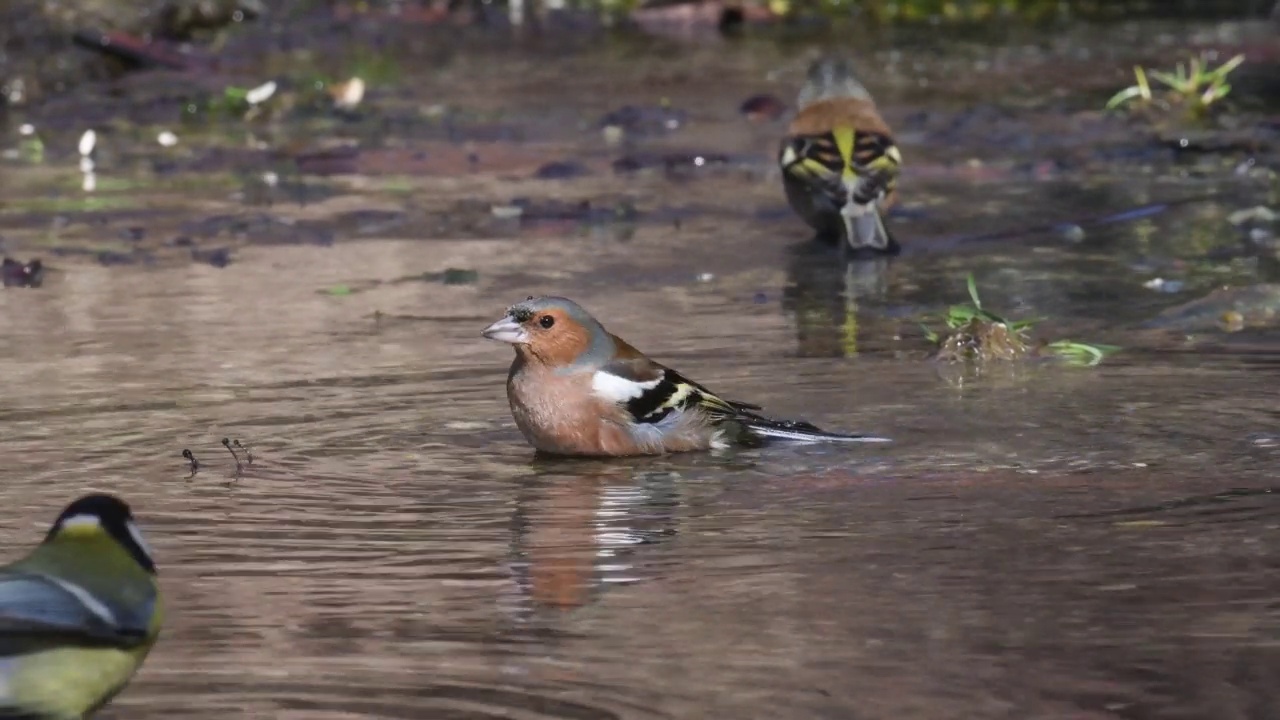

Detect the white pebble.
[
  {"left": 78, "top": 129, "right": 96, "bottom": 157},
  {"left": 333, "top": 77, "right": 365, "bottom": 110},
  {"left": 157, "top": 131, "right": 178, "bottom": 147},
  {"left": 18, "top": 123, "right": 34, "bottom": 136},
  {"left": 245, "top": 81, "right": 277, "bottom": 105}
]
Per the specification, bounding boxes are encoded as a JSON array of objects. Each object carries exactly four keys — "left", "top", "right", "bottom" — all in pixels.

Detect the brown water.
[{"left": 1, "top": 11, "right": 1280, "bottom": 720}]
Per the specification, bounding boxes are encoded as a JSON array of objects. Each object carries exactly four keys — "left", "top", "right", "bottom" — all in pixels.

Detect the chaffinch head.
[
  {"left": 482, "top": 295, "right": 891, "bottom": 457},
  {"left": 778, "top": 56, "right": 902, "bottom": 256}
]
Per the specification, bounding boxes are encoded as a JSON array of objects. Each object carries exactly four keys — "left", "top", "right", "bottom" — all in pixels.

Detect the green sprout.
[
  {"left": 921, "top": 274, "right": 1118, "bottom": 367},
  {"left": 1106, "top": 53, "right": 1245, "bottom": 118},
  {"left": 920, "top": 274, "right": 1039, "bottom": 343}
]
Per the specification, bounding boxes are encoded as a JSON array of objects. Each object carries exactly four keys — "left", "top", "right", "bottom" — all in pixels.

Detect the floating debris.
[
  {"left": 1143, "top": 278, "right": 1185, "bottom": 293},
  {"left": 78, "top": 129, "right": 97, "bottom": 191},
  {"left": 222, "top": 437, "right": 251, "bottom": 478},
  {"left": 441, "top": 268, "right": 479, "bottom": 285},
  {"left": 330, "top": 77, "right": 366, "bottom": 111},
  {"left": 1, "top": 258, "right": 44, "bottom": 288},
  {"left": 1057, "top": 223, "right": 1086, "bottom": 243},
  {"left": 182, "top": 449, "right": 199, "bottom": 479},
  {"left": 533, "top": 161, "right": 590, "bottom": 180},
  {"left": 1228, "top": 206, "right": 1277, "bottom": 226},
  {"left": 191, "top": 247, "right": 232, "bottom": 268},
  {"left": 181, "top": 436, "right": 253, "bottom": 482},
  {"left": 77, "top": 129, "right": 96, "bottom": 157},
  {"left": 245, "top": 80, "right": 277, "bottom": 106},
  {"left": 491, "top": 204, "right": 524, "bottom": 220},
  {"left": 923, "top": 275, "right": 1117, "bottom": 367}
]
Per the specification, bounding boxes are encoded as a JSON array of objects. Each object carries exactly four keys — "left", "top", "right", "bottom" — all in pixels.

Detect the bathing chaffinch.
[
  {"left": 778, "top": 56, "right": 902, "bottom": 256},
  {"left": 482, "top": 296, "right": 890, "bottom": 457}
]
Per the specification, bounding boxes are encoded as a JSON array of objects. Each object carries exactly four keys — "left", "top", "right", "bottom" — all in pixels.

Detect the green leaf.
[
  {"left": 977, "top": 307, "right": 1011, "bottom": 325},
  {"left": 1149, "top": 70, "right": 1189, "bottom": 93},
  {"left": 966, "top": 273, "right": 982, "bottom": 310},
  {"left": 1134, "top": 65, "right": 1151, "bottom": 99},
  {"left": 919, "top": 323, "right": 939, "bottom": 344},
  {"left": 1212, "top": 54, "right": 1246, "bottom": 79},
  {"left": 1203, "top": 82, "right": 1231, "bottom": 104},
  {"left": 1106, "top": 85, "right": 1148, "bottom": 110},
  {"left": 945, "top": 305, "right": 979, "bottom": 328}
]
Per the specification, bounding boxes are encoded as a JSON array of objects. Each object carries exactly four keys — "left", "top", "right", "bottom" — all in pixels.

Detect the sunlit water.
[
  {"left": 1, "top": 13, "right": 1279, "bottom": 720},
  {"left": 0, "top": 236, "right": 1277, "bottom": 719}
]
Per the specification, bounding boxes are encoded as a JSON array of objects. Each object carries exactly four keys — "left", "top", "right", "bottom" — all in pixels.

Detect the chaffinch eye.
[{"left": 539, "top": 315, "right": 555, "bottom": 329}]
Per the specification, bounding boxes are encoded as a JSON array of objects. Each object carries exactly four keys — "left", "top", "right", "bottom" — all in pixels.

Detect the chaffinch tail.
[
  {"left": 482, "top": 296, "right": 891, "bottom": 457},
  {"left": 778, "top": 56, "right": 902, "bottom": 256}
]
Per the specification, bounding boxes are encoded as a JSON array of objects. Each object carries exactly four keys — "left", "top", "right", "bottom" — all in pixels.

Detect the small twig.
[
  {"left": 182, "top": 449, "right": 200, "bottom": 480},
  {"left": 233, "top": 439, "right": 254, "bottom": 465},
  {"left": 221, "top": 437, "right": 243, "bottom": 481}
]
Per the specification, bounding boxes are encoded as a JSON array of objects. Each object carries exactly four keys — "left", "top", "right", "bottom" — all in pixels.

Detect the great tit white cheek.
[{"left": 126, "top": 521, "right": 154, "bottom": 564}]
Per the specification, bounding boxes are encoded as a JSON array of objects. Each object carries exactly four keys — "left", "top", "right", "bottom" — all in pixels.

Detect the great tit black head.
[
  {"left": 43, "top": 493, "right": 156, "bottom": 575},
  {"left": 0, "top": 493, "right": 163, "bottom": 719}
]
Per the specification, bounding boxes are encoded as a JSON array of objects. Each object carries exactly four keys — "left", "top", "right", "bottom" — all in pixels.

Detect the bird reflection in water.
[
  {"left": 500, "top": 463, "right": 681, "bottom": 619},
  {"left": 783, "top": 245, "right": 897, "bottom": 358}
]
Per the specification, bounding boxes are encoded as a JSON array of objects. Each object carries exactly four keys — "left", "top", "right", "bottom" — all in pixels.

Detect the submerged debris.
[
  {"left": 598, "top": 103, "right": 687, "bottom": 138},
  {"left": 191, "top": 247, "right": 232, "bottom": 268},
  {"left": 739, "top": 94, "right": 788, "bottom": 122},
  {"left": 157, "top": 0, "right": 265, "bottom": 41},
  {"left": 922, "top": 275, "right": 1117, "bottom": 367},
  {"left": 1228, "top": 206, "right": 1279, "bottom": 255},
  {"left": 935, "top": 316, "right": 1031, "bottom": 363},
  {"left": 533, "top": 161, "right": 591, "bottom": 179},
  {"left": 1141, "top": 284, "right": 1280, "bottom": 333}
]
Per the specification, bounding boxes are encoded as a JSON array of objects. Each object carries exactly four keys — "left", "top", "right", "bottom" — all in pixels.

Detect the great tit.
[
  {"left": 779, "top": 56, "right": 902, "bottom": 256},
  {"left": 0, "top": 493, "right": 161, "bottom": 720}
]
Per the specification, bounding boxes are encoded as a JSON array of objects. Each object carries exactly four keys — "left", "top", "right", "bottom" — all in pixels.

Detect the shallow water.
[{"left": 1, "top": 9, "right": 1280, "bottom": 720}]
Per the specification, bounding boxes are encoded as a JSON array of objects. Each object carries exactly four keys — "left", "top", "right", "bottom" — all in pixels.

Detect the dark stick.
[
  {"left": 221, "top": 437, "right": 243, "bottom": 476},
  {"left": 233, "top": 439, "right": 254, "bottom": 465},
  {"left": 181, "top": 448, "right": 199, "bottom": 480}
]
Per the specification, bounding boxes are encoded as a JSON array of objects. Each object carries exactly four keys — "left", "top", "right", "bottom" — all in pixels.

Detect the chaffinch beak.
[{"left": 482, "top": 315, "right": 529, "bottom": 344}]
